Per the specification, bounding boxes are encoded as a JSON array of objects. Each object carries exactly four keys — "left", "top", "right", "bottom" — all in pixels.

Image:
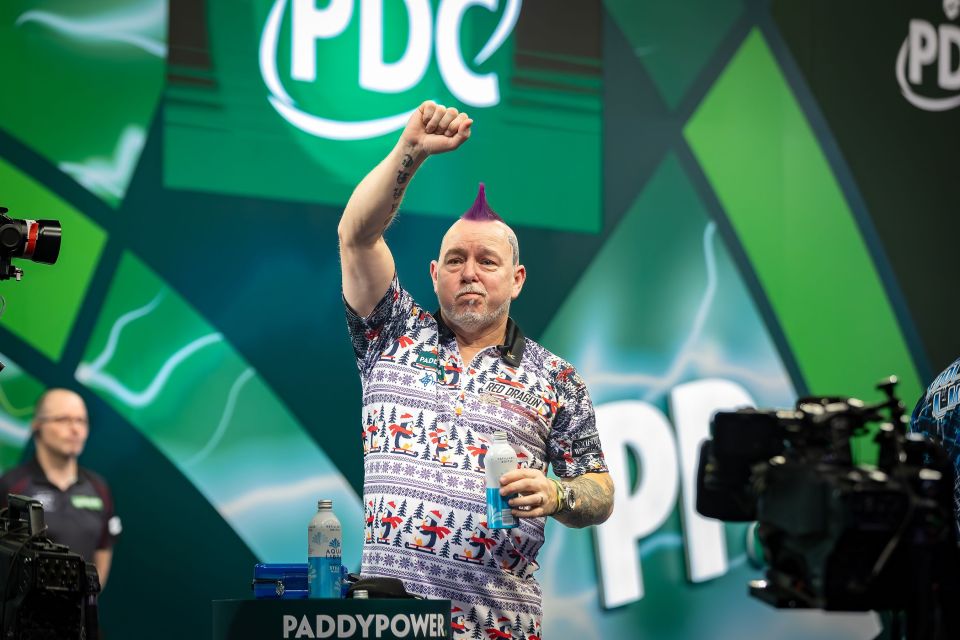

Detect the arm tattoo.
[
  {"left": 554, "top": 473, "right": 614, "bottom": 529},
  {"left": 385, "top": 154, "right": 416, "bottom": 224}
]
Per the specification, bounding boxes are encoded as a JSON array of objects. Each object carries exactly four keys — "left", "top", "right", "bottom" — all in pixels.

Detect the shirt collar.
[
  {"left": 433, "top": 311, "right": 526, "bottom": 367},
  {"left": 27, "top": 456, "right": 48, "bottom": 482},
  {"left": 28, "top": 455, "right": 82, "bottom": 490}
]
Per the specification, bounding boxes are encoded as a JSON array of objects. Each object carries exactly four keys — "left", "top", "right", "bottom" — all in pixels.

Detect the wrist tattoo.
[{"left": 554, "top": 474, "right": 613, "bottom": 529}]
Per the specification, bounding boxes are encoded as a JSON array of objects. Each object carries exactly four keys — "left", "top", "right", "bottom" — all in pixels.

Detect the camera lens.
[
  {"left": 0, "top": 218, "right": 61, "bottom": 264},
  {"left": 29, "top": 220, "right": 62, "bottom": 264}
]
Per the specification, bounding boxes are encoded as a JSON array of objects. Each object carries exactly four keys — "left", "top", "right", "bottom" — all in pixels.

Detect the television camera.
[
  {"left": 696, "top": 377, "right": 960, "bottom": 640},
  {"left": 0, "top": 494, "right": 100, "bottom": 639}
]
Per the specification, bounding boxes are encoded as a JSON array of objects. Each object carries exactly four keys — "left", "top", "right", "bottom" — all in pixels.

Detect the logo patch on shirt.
[
  {"left": 71, "top": 495, "right": 104, "bottom": 511},
  {"left": 484, "top": 384, "right": 547, "bottom": 412},
  {"left": 413, "top": 349, "right": 439, "bottom": 371},
  {"left": 572, "top": 435, "right": 602, "bottom": 458}
]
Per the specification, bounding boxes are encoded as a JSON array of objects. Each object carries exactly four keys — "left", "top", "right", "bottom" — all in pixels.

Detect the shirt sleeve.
[
  {"left": 344, "top": 276, "right": 416, "bottom": 379},
  {"left": 91, "top": 476, "right": 119, "bottom": 550},
  {"left": 547, "top": 362, "right": 608, "bottom": 478}
]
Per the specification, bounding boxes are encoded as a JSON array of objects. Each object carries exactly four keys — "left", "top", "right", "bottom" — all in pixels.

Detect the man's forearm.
[
  {"left": 338, "top": 101, "right": 471, "bottom": 315},
  {"left": 93, "top": 549, "right": 112, "bottom": 589},
  {"left": 339, "top": 141, "right": 427, "bottom": 246},
  {"left": 554, "top": 473, "right": 614, "bottom": 529}
]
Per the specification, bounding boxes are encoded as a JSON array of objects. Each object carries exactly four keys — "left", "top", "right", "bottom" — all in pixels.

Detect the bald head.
[
  {"left": 439, "top": 218, "right": 519, "bottom": 266},
  {"left": 454, "top": 183, "right": 519, "bottom": 264},
  {"left": 34, "top": 388, "right": 85, "bottom": 423}
]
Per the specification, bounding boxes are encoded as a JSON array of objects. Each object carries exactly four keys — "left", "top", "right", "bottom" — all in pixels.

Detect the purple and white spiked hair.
[{"left": 459, "top": 183, "right": 518, "bottom": 264}]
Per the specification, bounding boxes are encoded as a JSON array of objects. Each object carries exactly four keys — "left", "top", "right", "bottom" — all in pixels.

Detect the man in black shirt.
[{"left": 0, "top": 389, "right": 119, "bottom": 586}]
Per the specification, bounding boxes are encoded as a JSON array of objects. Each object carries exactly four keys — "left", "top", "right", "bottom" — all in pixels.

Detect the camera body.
[
  {"left": 696, "top": 379, "right": 959, "bottom": 622},
  {"left": 0, "top": 495, "right": 100, "bottom": 639}
]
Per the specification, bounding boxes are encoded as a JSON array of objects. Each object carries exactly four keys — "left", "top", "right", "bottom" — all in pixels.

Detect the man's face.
[
  {"left": 430, "top": 219, "right": 525, "bottom": 334},
  {"left": 33, "top": 391, "right": 89, "bottom": 459}
]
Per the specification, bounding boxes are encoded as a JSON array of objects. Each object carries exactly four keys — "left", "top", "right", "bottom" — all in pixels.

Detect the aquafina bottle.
[
  {"left": 307, "top": 499, "right": 342, "bottom": 598},
  {"left": 485, "top": 432, "right": 518, "bottom": 529}
]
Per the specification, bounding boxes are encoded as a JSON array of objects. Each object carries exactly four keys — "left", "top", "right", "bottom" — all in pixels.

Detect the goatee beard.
[{"left": 441, "top": 297, "right": 510, "bottom": 333}]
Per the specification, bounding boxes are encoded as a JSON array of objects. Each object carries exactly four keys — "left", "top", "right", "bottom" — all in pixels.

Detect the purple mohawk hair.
[
  {"left": 458, "top": 182, "right": 519, "bottom": 264},
  {"left": 461, "top": 183, "right": 504, "bottom": 222}
]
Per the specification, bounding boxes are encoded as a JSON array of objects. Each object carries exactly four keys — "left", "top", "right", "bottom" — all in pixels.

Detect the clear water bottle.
[
  {"left": 308, "top": 499, "right": 342, "bottom": 598},
  {"left": 485, "top": 431, "right": 518, "bottom": 529}
]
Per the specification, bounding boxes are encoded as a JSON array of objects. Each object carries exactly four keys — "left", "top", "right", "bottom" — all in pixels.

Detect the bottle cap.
[
  {"left": 318, "top": 499, "right": 333, "bottom": 509},
  {"left": 353, "top": 589, "right": 369, "bottom": 599}
]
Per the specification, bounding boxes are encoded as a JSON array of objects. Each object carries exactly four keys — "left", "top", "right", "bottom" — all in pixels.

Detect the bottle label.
[
  {"left": 308, "top": 513, "right": 342, "bottom": 598},
  {"left": 486, "top": 487, "right": 517, "bottom": 529},
  {"left": 308, "top": 556, "right": 342, "bottom": 598},
  {"left": 308, "top": 521, "right": 342, "bottom": 557}
]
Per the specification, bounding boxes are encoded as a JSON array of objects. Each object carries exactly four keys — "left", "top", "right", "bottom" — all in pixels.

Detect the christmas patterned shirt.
[
  {"left": 346, "top": 277, "right": 608, "bottom": 639},
  {"left": 910, "top": 355, "right": 960, "bottom": 534}
]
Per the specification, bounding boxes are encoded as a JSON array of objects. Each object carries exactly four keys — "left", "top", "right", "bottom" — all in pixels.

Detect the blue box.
[{"left": 251, "top": 563, "right": 308, "bottom": 599}]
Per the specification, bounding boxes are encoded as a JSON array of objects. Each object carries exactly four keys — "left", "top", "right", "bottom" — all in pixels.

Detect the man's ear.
[
  {"left": 512, "top": 264, "right": 526, "bottom": 299},
  {"left": 430, "top": 260, "right": 439, "bottom": 293}
]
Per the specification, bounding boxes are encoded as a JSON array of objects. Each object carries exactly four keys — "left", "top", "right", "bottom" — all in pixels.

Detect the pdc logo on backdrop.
[
  {"left": 896, "top": 0, "right": 960, "bottom": 111},
  {"left": 259, "top": 0, "right": 521, "bottom": 140}
]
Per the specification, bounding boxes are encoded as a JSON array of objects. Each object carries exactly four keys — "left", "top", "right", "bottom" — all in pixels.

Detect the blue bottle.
[
  {"left": 307, "top": 499, "right": 342, "bottom": 598},
  {"left": 485, "top": 432, "right": 518, "bottom": 529}
]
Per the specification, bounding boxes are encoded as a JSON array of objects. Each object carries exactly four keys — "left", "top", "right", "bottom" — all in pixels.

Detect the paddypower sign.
[
  {"left": 282, "top": 613, "right": 447, "bottom": 639},
  {"left": 165, "top": 0, "right": 603, "bottom": 232},
  {"left": 212, "top": 599, "right": 449, "bottom": 640}
]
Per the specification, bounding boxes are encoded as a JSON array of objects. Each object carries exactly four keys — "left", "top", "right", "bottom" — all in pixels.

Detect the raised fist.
[{"left": 400, "top": 100, "right": 473, "bottom": 155}]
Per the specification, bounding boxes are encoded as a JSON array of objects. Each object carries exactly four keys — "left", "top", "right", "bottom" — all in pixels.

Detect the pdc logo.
[
  {"left": 259, "top": 0, "right": 521, "bottom": 140},
  {"left": 896, "top": 0, "right": 960, "bottom": 111}
]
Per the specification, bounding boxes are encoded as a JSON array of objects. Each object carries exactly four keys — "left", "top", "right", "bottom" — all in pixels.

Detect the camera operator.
[
  {"left": 0, "top": 389, "right": 120, "bottom": 587},
  {"left": 910, "top": 356, "right": 960, "bottom": 532}
]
